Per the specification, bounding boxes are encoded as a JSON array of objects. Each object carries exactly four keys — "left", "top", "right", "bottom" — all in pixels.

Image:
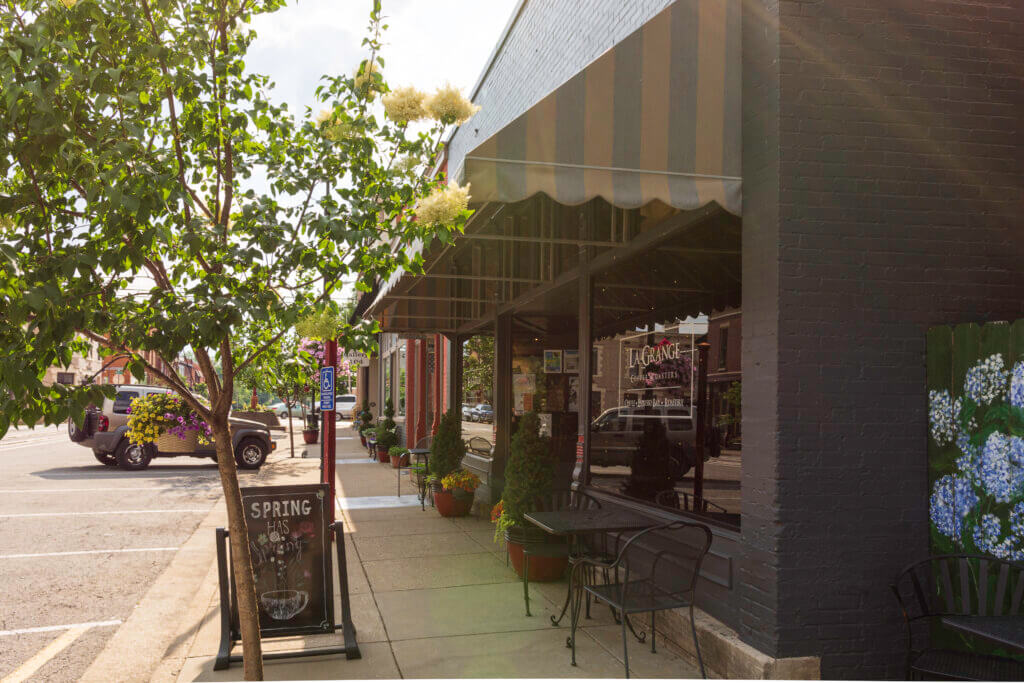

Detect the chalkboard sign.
[{"left": 240, "top": 483, "right": 334, "bottom": 635}]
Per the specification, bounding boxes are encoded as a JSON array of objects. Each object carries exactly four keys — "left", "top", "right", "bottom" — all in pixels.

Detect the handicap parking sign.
[{"left": 319, "top": 367, "right": 335, "bottom": 411}]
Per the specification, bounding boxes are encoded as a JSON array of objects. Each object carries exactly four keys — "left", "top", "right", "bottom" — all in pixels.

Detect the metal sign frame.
[
  {"left": 320, "top": 366, "right": 335, "bottom": 410},
  {"left": 214, "top": 484, "right": 359, "bottom": 669}
]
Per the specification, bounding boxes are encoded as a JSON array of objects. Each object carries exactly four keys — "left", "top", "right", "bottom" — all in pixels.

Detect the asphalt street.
[{"left": 0, "top": 423, "right": 260, "bottom": 682}]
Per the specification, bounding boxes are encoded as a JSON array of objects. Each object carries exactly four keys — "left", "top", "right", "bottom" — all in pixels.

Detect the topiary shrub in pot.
[
  {"left": 492, "top": 411, "right": 566, "bottom": 581},
  {"left": 429, "top": 410, "right": 468, "bottom": 514},
  {"left": 356, "top": 398, "right": 373, "bottom": 438},
  {"left": 374, "top": 399, "right": 397, "bottom": 462}
]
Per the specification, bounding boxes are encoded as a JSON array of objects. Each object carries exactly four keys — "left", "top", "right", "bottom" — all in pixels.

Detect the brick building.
[{"left": 356, "top": 0, "right": 1024, "bottom": 677}]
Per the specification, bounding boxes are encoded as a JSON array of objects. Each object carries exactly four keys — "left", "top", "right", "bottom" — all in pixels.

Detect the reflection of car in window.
[{"left": 590, "top": 406, "right": 696, "bottom": 476}]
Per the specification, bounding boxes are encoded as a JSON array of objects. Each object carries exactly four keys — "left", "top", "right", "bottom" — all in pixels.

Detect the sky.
[
  {"left": 247, "top": 0, "right": 519, "bottom": 123},
  {"left": 242, "top": 0, "right": 520, "bottom": 302}
]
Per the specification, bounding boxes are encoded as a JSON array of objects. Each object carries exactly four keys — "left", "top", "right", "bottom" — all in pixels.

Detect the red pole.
[
  {"left": 324, "top": 339, "right": 338, "bottom": 525},
  {"left": 432, "top": 334, "right": 442, "bottom": 434}
]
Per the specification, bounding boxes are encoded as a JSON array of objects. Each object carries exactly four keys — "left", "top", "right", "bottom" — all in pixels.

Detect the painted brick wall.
[
  {"left": 447, "top": 0, "right": 674, "bottom": 178},
  {"left": 762, "top": 0, "right": 1024, "bottom": 677}
]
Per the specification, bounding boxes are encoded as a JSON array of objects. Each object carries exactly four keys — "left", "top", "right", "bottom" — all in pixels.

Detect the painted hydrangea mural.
[{"left": 927, "top": 320, "right": 1024, "bottom": 561}]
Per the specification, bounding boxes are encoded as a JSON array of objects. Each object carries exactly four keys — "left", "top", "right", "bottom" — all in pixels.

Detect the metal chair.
[
  {"left": 654, "top": 489, "right": 727, "bottom": 514},
  {"left": 398, "top": 435, "right": 432, "bottom": 510},
  {"left": 891, "top": 554, "right": 1024, "bottom": 681},
  {"left": 572, "top": 520, "right": 713, "bottom": 678}
]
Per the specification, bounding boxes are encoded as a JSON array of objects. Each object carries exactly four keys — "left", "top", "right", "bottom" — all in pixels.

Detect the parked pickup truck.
[{"left": 68, "top": 384, "right": 276, "bottom": 471}]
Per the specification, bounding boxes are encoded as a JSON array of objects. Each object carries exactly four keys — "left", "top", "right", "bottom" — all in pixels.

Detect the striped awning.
[{"left": 462, "top": 0, "right": 741, "bottom": 216}]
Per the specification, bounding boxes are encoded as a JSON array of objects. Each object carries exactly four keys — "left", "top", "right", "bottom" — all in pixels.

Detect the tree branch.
[{"left": 139, "top": 0, "right": 214, "bottom": 222}]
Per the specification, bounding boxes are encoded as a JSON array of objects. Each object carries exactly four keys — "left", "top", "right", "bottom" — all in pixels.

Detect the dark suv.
[{"left": 68, "top": 385, "right": 276, "bottom": 470}]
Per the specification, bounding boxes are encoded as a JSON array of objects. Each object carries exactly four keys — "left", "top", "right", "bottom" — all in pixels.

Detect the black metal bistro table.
[
  {"left": 524, "top": 507, "right": 655, "bottom": 631},
  {"left": 941, "top": 616, "right": 1024, "bottom": 652}
]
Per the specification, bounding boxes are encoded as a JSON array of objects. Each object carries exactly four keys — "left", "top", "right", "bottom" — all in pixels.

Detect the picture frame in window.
[
  {"left": 543, "top": 350, "right": 562, "bottom": 374},
  {"left": 563, "top": 349, "right": 579, "bottom": 373}
]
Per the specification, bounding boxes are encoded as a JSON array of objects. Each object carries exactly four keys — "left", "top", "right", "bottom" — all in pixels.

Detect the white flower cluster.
[
  {"left": 382, "top": 87, "right": 427, "bottom": 124},
  {"left": 964, "top": 353, "right": 1008, "bottom": 405},
  {"left": 354, "top": 61, "right": 382, "bottom": 97},
  {"left": 927, "top": 389, "right": 957, "bottom": 446},
  {"left": 314, "top": 109, "right": 355, "bottom": 142},
  {"left": 425, "top": 83, "right": 480, "bottom": 126},
  {"left": 414, "top": 182, "right": 470, "bottom": 227}
]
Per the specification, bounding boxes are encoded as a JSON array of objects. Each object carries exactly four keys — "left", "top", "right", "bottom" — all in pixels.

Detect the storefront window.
[{"left": 587, "top": 314, "right": 740, "bottom": 528}]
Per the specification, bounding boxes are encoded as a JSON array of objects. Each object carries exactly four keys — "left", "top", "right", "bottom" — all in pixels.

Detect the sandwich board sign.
[{"left": 214, "top": 483, "right": 359, "bottom": 669}]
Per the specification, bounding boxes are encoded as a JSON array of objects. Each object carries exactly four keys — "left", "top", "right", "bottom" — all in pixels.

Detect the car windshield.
[{"left": 478, "top": 405, "right": 492, "bottom": 411}]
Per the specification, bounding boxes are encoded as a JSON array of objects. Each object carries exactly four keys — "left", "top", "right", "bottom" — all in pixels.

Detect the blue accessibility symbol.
[{"left": 320, "top": 367, "right": 335, "bottom": 411}]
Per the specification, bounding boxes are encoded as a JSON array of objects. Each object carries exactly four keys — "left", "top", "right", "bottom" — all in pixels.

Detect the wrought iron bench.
[{"left": 891, "top": 554, "right": 1024, "bottom": 681}]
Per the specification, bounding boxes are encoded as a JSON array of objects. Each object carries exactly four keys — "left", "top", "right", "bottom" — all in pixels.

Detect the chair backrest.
[
  {"left": 655, "top": 489, "right": 727, "bottom": 514},
  {"left": 466, "top": 436, "right": 492, "bottom": 456},
  {"left": 414, "top": 435, "right": 432, "bottom": 450},
  {"left": 892, "top": 555, "right": 1024, "bottom": 621},
  {"left": 532, "top": 488, "right": 603, "bottom": 513},
  {"left": 620, "top": 521, "right": 713, "bottom": 599}
]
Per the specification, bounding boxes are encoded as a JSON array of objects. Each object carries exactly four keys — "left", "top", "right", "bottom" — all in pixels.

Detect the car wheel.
[
  {"left": 93, "top": 451, "right": 117, "bottom": 466},
  {"left": 115, "top": 440, "right": 153, "bottom": 471},
  {"left": 234, "top": 438, "right": 267, "bottom": 469},
  {"left": 279, "top": 411, "right": 288, "bottom": 419}
]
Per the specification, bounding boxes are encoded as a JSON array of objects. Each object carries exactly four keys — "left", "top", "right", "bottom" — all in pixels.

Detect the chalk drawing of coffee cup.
[{"left": 260, "top": 590, "right": 309, "bottom": 621}]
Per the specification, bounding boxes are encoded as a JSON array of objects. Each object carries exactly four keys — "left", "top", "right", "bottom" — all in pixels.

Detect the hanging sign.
[{"left": 320, "top": 366, "right": 335, "bottom": 411}]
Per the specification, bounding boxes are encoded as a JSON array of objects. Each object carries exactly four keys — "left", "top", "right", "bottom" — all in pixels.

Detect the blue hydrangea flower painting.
[{"left": 927, "top": 341, "right": 1024, "bottom": 562}]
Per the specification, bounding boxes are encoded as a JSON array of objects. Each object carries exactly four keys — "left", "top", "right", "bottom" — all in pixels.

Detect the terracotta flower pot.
[
  {"left": 434, "top": 489, "right": 473, "bottom": 517},
  {"left": 302, "top": 429, "right": 318, "bottom": 445},
  {"left": 359, "top": 435, "right": 367, "bottom": 447},
  {"left": 376, "top": 445, "right": 390, "bottom": 463},
  {"left": 390, "top": 453, "right": 409, "bottom": 469},
  {"left": 506, "top": 530, "right": 569, "bottom": 582}
]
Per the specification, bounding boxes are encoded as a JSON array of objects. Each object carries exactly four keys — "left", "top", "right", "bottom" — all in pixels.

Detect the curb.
[{"left": 80, "top": 455, "right": 301, "bottom": 683}]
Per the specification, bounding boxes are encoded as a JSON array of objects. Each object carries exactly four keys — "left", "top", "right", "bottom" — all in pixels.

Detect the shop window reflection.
[{"left": 588, "top": 318, "right": 741, "bottom": 529}]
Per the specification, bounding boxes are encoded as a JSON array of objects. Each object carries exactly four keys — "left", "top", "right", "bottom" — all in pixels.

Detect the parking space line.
[
  {"left": 0, "top": 486, "right": 215, "bottom": 494},
  {"left": 1, "top": 547, "right": 179, "bottom": 560},
  {"left": 0, "top": 619, "right": 121, "bottom": 637},
  {"left": 2, "top": 626, "right": 89, "bottom": 682},
  {"left": 0, "top": 509, "right": 209, "bottom": 519}
]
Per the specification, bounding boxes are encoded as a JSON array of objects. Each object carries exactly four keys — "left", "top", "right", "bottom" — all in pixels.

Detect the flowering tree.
[
  {"left": 928, "top": 353, "right": 1024, "bottom": 560},
  {"left": 0, "top": 1, "right": 474, "bottom": 677}
]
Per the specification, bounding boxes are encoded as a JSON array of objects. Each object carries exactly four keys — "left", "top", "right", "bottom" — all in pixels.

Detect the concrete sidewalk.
[{"left": 158, "top": 431, "right": 704, "bottom": 680}]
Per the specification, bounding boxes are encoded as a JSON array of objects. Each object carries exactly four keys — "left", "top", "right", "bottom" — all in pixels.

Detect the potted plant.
[
  {"left": 435, "top": 469, "right": 481, "bottom": 517},
  {"left": 428, "top": 410, "right": 464, "bottom": 495},
  {"left": 374, "top": 399, "right": 398, "bottom": 463},
  {"left": 492, "top": 411, "right": 567, "bottom": 582},
  {"left": 408, "top": 461, "right": 426, "bottom": 485},
  {"left": 302, "top": 411, "right": 319, "bottom": 445},
  {"left": 389, "top": 445, "right": 409, "bottom": 469},
  {"left": 355, "top": 398, "right": 373, "bottom": 439}
]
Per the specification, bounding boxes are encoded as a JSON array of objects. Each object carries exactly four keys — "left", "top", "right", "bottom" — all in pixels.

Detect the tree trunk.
[
  {"left": 211, "top": 418, "right": 264, "bottom": 680},
  {"left": 287, "top": 398, "right": 295, "bottom": 458}
]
